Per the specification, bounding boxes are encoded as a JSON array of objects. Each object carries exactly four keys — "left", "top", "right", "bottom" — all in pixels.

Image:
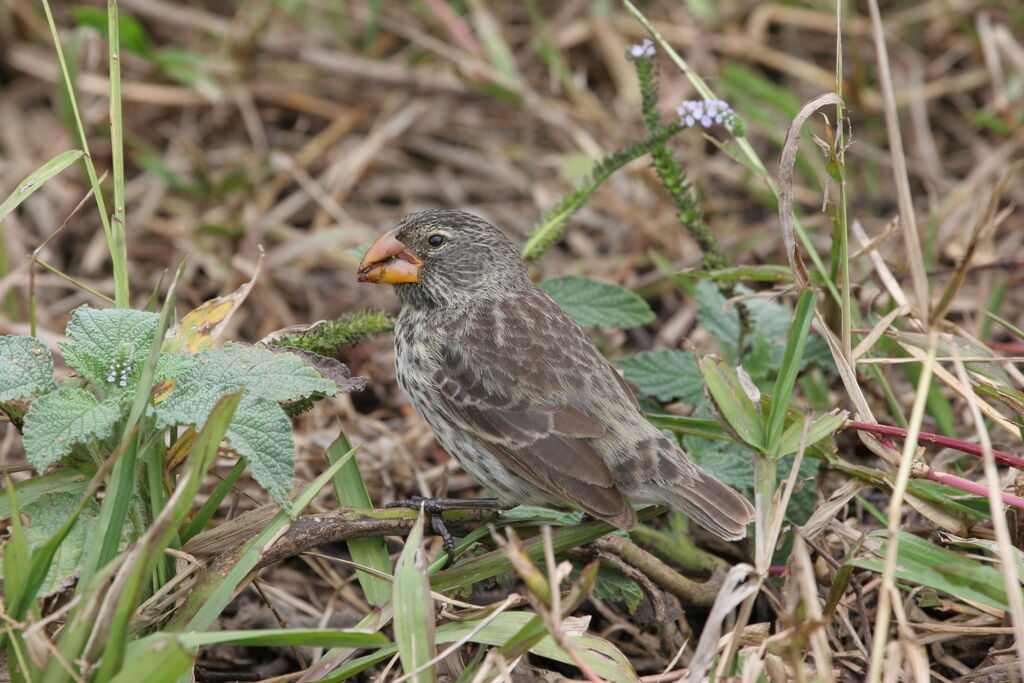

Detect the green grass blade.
[
  {"left": 175, "top": 443, "right": 359, "bottom": 632},
  {"left": 765, "top": 290, "right": 817, "bottom": 458},
  {"left": 392, "top": 510, "right": 436, "bottom": 682},
  {"left": 180, "top": 458, "right": 247, "bottom": 543},
  {"left": 431, "top": 507, "right": 662, "bottom": 592},
  {"left": 108, "top": 638, "right": 192, "bottom": 683},
  {"left": 853, "top": 530, "right": 1011, "bottom": 612},
  {"left": 0, "top": 469, "right": 88, "bottom": 519},
  {"left": 327, "top": 430, "right": 391, "bottom": 605},
  {"left": 81, "top": 261, "right": 186, "bottom": 585},
  {"left": 2, "top": 477, "right": 31, "bottom": 620},
  {"left": 645, "top": 414, "right": 732, "bottom": 441},
  {"left": 697, "top": 356, "right": 765, "bottom": 451},
  {"left": 92, "top": 392, "right": 242, "bottom": 681},
  {"left": 40, "top": 0, "right": 128, "bottom": 307},
  {"left": 175, "top": 628, "right": 391, "bottom": 649},
  {"left": 107, "top": 0, "right": 126, "bottom": 255},
  {"left": 0, "top": 150, "right": 84, "bottom": 221}
]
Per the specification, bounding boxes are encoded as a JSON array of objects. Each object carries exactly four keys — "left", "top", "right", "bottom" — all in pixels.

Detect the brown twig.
[{"left": 595, "top": 534, "right": 723, "bottom": 607}]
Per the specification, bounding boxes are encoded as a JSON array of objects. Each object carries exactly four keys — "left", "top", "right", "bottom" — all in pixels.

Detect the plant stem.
[{"left": 848, "top": 421, "right": 1024, "bottom": 471}]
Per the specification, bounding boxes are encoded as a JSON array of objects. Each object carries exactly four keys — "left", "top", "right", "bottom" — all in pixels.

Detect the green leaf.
[
  {"left": 109, "top": 637, "right": 192, "bottom": 683},
  {"left": 501, "top": 505, "right": 583, "bottom": 526},
  {"left": 0, "top": 149, "right": 84, "bottom": 223},
  {"left": 393, "top": 511, "right": 436, "bottom": 682},
  {"left": 852, "top": 530, "right": 1013, "bottom": 612},
  {"left": 695, "top": 280, "right": 740, "bottom": 359},
  {"left": 3, "top": 480, "right": 30, "bottom": 612},
  {"left": 904, "top": 480, "right": 991, "bottom": 524},
  {"left": 676, "top": 264, "right": 795, "bottom": 282},
  {"left": 329, "top": 611, "right": 638, "bottom": 682},
  {"left": 173, "top": 628, "right": 391, "bottom": 649},
  {"left": 175, "top": 343, "right": 338, "bottom": 402},
  {"left": 440, "top": 612, "right": 637, "bottom": 682},
  {"left": 0, "top": 469, "right": 88, "bottom": 520},
  {"left": 155, "top": 343, "right": 339, "bottom": 504},
  {"left": 776, "top": 410, "right": 845, "bottom": 459},
  {"left": 591, "top": 566, "right": 643, "bottom": 613},
  {"left": 0, "top": 335, "right": 55, "bottom": 402},
  {"left": 58, "top": 305, "right": 160, "bottom": 390},
  {"left": 327, "top": 431, "right": 392, "bottom": 606},
  {"left": 539, "top": 275, "right": 655, "bottom": 329},
  {"left": 980, "top": 309, "right": 1024, "bottom": 341},
  {"left": 646, "top": 414, "right": 731, "bottom": 441},
  {"left": 70, "top": 7, "right": 154, "bottom": 57},
  {"left": 158, "top": 391, "right": 294, "bottom": 505},
  {"left": 697, "top": 356, "right": 765, "bottom": 450},
  {"left": 615, "top": 350, "right": 703, "bottom": 404},
  {"left": 22, "top": 388, "right": 122, "bottom": 469},
  {"left": 765, "top": 290, "right": 817, "bottom": 457},
  {"left": 20, "top": 491, "right": 129, "bottom": 597}
]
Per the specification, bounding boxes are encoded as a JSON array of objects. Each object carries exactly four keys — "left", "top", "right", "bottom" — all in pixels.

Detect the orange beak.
[{"left": 357, "top": 227, "right": 422, "bottom": 284}]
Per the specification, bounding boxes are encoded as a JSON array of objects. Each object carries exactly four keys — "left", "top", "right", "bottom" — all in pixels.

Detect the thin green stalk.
[
  {"left": 866, "top": 337, "right": 938, "bottom": 682},
  {"left": 107, "top": 0, "right": 129, "bottom": 302},
  {"left": 753, "top": 455, "right": 777, "bottom": 568},
  {"left": 834, "top": 0, "right": 852, "bottom": 363},
  {"left": 622, "top": 0, "right": 844, "bottom": 309},
  {"left": 34, "top": 259, "right": 116, "bottom": 303},
  {"left": 521, "top": 124, "right": 683, "bottom": 260},
  {"left": 41, "top": 0, "right": 129, "bottom": 307},
  {"left": 632, "top": 53, "right": 726, "bottom": 271}
]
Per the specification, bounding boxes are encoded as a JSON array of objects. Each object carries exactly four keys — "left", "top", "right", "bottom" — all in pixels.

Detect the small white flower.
[
  {"left": 628, "top": 38, "right": 656, "bottom": 59},
  {"left": 106, "top": 358, "right": 134, "bottom": 386},
  {"left": 677, "top": 99, "right": 735, "bottom": 128}
]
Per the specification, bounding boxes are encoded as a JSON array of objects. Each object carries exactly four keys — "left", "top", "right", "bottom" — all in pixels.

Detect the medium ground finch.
[{"left": 358, "top": 210, "right": 754, "bottom": 539}]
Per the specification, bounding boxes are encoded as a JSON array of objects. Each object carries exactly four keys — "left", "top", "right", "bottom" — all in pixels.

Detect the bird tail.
[{"left": 664, "top": 467, "right": 755, "bottom": 541}]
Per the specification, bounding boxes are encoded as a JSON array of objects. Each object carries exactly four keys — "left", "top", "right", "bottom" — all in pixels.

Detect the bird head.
[{"left": 358, "top": 210, "right": 529, "bottom": 309}]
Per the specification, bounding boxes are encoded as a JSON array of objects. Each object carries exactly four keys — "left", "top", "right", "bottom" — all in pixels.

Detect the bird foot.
[{"left": 386, "top": 497, "right": 512, "bottom": 567}]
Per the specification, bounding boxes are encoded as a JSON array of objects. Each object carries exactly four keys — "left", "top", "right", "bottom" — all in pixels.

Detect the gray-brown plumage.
[{"left": 358, "top": 210, "right": 755, "bottom": 540}]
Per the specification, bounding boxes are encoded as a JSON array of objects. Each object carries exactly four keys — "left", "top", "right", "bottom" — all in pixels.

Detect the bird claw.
[{"left": 387, "top": 496, "right": 500, "bottom": 568}]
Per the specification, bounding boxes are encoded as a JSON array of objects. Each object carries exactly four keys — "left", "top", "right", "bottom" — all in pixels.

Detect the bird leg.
[{"left": 385, "top": 497, "right": 515, "bottom": 566}]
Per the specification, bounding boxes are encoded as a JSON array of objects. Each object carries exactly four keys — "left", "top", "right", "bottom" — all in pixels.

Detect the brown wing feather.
[{"left": 435, "top": 318, "right": 637, "bottom": 528}]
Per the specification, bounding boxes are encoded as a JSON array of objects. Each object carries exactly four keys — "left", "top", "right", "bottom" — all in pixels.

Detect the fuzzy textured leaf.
[
  {"left": 154, "top": 344, "right": 340, "bottom": 504},
  {"left": 0, "top": 335, "right": 56, "bottom": 402},
  {"left": 22, "top": 388, "right": 122, "bottom": 469},
  {"left": 58, "top": 305, "right": 160, "bottom": 390},
  {"left": 590, "top": 566, "right": 644, "bottom": 613},
  {"left": 20, "top": 491, "right": 129, "bottom": 597},
  {"left": 615, "top": 349, "right": 703, "bottom": 404},
  {"left": 540, "top": 275, "right": 655, "bottom": 329},
  {"left": 177, "top": 343, "right": 339, "bottom": 402},
  {"left": 157, "top": 391, "right": 294, "bottom": 504}
]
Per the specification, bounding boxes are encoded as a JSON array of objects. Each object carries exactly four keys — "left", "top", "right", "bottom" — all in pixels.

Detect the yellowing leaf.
[{"left": 163, "top": 249, "right": 263, "bottom": 354}]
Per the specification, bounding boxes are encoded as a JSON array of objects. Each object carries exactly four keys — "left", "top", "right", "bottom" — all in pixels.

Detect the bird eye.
[{"left": 427, "top": 233, "right": 445, "bottom": 247}]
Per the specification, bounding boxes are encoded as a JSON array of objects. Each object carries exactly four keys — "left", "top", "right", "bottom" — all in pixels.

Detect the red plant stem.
[
  {"left": 848, "top": 421, "right": 1024, "bottom": 471},
  {"left": 925, "top": 469, "right": 1024, "bottom": 510}
]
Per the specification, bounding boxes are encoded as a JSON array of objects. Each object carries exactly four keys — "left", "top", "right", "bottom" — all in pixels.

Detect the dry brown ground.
[{"left": 1, "top": 1, "right": 1022, "bottom": 680}]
